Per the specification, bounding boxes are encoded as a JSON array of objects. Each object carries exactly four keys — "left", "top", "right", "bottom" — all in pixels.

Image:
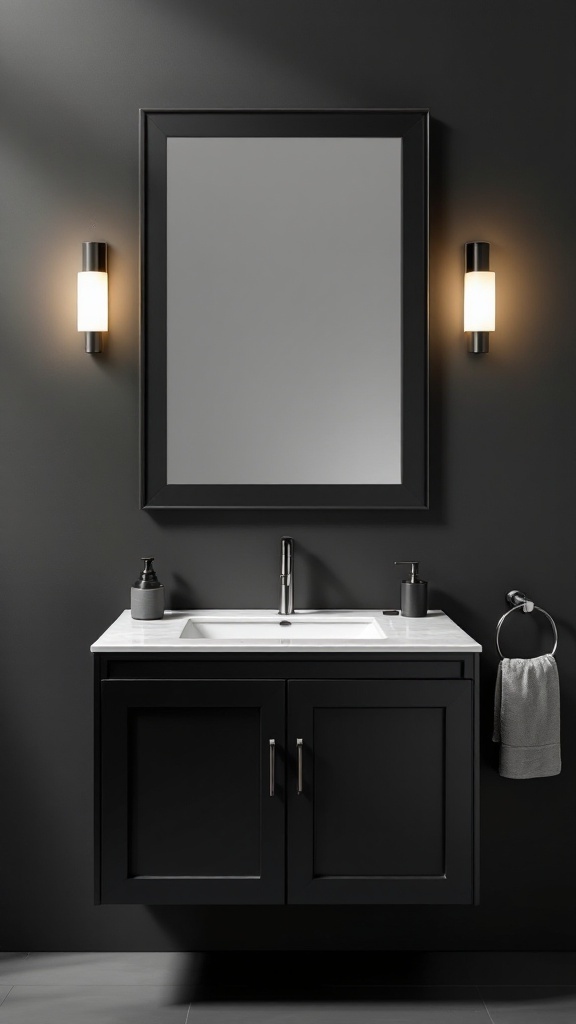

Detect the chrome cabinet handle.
[
  {"left": 297, "top": 738, "right": 303, "bottom": 794},
  {"left": 269, "top": 739, "right": 276, "bottom": 797}
]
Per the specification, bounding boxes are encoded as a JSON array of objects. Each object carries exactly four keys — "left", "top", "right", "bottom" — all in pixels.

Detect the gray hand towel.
[{"left": 493, "top": 654, "right": 561, "bottom": 779}]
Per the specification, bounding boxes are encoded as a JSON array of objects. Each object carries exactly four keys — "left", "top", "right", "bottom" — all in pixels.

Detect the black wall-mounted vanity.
[{"left": 93, "top": 611, "right": 480, "bottom": 906}]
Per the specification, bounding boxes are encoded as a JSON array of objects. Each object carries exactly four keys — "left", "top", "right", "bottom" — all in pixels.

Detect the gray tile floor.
[{"left": 0, "top": 954, "right": 575, "bottom": 1023}]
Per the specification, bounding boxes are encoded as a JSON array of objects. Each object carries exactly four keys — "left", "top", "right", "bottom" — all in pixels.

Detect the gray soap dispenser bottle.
[
  {"left": 394, "top": 561, "right": 428, "bottom": 618},
  {"left": 131, "top": 557, "right": 165, "bottom": 620}
]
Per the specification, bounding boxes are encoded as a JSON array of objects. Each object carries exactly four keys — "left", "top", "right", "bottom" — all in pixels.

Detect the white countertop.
[{"left": 91, "top": 609, "right": 482, "bottom": 654}]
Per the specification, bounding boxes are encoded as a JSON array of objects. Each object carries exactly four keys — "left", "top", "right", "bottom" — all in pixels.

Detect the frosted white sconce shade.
[
  {"left": 464, "top": 271, "right": 495, "bottom": 332},
  {"left": 464, "top": 241, "right": 495, "bottom": 354},
  {"left": 78, "top": 242, "right": 108, "bottom": 353},
  {"left": 77, "top": 272, "right": 108, "bottom": 330}
]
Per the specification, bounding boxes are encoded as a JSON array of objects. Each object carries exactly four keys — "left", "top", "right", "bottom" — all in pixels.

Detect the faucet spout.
[{"left": 279, "top": 536, "right": 294, "bottom": 615}]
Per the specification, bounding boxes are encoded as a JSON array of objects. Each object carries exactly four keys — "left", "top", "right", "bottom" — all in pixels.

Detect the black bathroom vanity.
[{"left": 93, "top": 610, "right": 481, "bottom": 907}]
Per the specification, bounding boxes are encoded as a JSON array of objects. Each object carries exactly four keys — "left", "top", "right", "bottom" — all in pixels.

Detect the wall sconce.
[
  {"left": 77, "top": 242, "right": 108, "bottom": 353},
  {"left": 464, "top": 241, "right": 495, "bottom": 353}
]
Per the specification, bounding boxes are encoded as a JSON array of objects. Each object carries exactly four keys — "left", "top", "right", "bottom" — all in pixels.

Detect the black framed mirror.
[{"left": 141, "top": 109, "right": 428, "bottom": 509}]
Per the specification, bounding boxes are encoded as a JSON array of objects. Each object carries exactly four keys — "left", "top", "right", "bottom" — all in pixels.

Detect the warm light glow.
[
  {"left": 77, "top": 271, "right": 108, "bottom": 331},
  {"left": 464, "top": 270, "right": 495, "bottom": 332}
]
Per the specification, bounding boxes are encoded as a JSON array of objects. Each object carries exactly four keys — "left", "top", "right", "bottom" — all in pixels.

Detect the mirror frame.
[{"left": 140, "top": 109, "right": 429, "bottom": 509}]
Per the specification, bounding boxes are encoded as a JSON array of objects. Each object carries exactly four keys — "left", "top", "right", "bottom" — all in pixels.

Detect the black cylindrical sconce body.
[
  {"left": 464, "top": 240, "right": 494, "bottom": 354},
  {"left": 82, "top": 241, "right": 107, "bottom": 274},
  {"left": 465, "top": 241, "right": 490, "bottom": 273},
  {"left": 78, "top": 242, "right": 108, "bottom": 354}
]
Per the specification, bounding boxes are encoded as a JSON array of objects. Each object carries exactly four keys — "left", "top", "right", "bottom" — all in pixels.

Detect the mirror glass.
[{"left": 166, "top": 137, "right": 401, "bottom": 486}]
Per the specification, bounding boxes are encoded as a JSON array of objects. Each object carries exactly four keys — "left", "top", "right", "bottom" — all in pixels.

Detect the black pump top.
[
  {"left": 394, "top": 560, "right": 424, "bottom": 583},
  {"left": 133, "top": 557, "right": 162, "bottom": 589}
]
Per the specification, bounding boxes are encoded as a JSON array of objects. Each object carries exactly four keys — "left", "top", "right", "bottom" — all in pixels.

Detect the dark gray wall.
[{"left": 1, "top": 0, "right": 574, "bottom": 951}]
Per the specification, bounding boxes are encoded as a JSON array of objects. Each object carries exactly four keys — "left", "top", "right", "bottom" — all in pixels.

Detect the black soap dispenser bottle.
[
  {"left": 394, "top": 561, "right": 428, "bottom": 618},
  {"left": 131, "top": 557, "right": 165, "bottom": 620}
]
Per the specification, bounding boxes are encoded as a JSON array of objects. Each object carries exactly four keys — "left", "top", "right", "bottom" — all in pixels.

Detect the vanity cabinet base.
[{"left": 95, "top": 654, "right": 479, "bottom": 905}]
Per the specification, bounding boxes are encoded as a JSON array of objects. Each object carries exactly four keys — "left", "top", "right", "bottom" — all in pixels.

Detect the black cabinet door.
[
  {"left": 287, "top": 679, "right": 474, "bottom": 905},
  {"left": 99, "top": 678, "right": 285, "bottom": 904}
]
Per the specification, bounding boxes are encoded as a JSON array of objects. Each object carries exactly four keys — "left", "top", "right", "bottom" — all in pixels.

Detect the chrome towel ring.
[{"left": 496, "top": 590, "right": 558, "bottom": 659}]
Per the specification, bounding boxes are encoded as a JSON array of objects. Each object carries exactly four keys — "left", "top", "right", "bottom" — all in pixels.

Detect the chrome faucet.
[{"left": 279, "top": 536, "right": 294, "bottom": 615}]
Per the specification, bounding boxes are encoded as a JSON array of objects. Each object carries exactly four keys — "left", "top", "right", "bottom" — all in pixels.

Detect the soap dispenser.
[
  {"left": 394, "top": 561, "right": 428, "bottom": 618},
  {"left": 131, "top": 557, "right": 165, "bottom": 620}
]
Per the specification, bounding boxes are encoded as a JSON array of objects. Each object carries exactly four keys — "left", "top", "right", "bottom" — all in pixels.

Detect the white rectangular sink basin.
[{"left": 180, "top": 614, "right": 386, "bottom": 642}]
